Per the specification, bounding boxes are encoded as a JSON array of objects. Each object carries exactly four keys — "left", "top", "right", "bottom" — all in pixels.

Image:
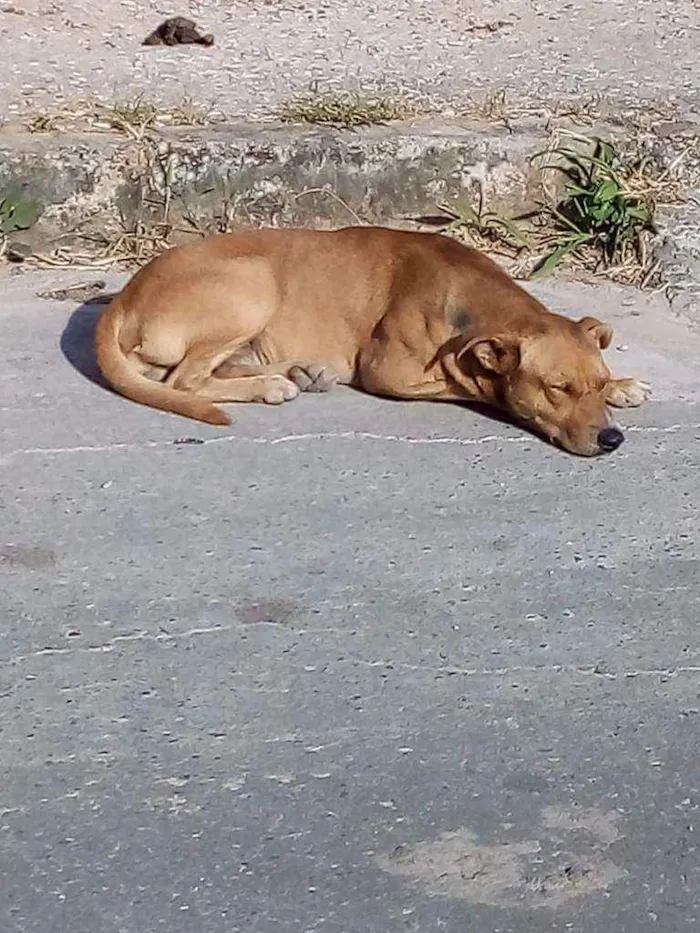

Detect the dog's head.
[{"left": 450, "top": 315, "right": 622, "bottom": 456}]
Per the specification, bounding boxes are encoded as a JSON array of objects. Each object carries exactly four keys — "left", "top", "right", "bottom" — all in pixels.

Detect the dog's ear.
[
  {"left": 458, "top": 336, "right": 520, "bottom": 375},
  {"left": 578, "top": 316, "right": 613, "bottom": 350}
]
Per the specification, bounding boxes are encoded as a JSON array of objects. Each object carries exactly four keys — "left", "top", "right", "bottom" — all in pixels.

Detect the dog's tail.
[{"left": 95, "top": 298, "right": 231, "bottom": 426}]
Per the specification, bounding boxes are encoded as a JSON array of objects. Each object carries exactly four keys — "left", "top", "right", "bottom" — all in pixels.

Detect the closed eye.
[{"left": 548, "top": 383, "right": 571, "bottom": 394}]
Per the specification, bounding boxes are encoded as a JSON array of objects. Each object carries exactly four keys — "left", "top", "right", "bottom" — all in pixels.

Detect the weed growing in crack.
[
  {"left": 103, "top": 96, "right": 158, "bottom": 139},
  {"left": 24, "top": 97, "right": 213, "bottom": 137},
  {"left": 281, "top": 91, "right": 415, "bottom": 128},
  {"left": 531, "top": 136, "right": 660, "bottom": 280},
  {"left": 428, "top": 134, "right": 684, "bottom": 287},
  {"left": 432, "top": 189, "right": 529, "bottom": 254}
]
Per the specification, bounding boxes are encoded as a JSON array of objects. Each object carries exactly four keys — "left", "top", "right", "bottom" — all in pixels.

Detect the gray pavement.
[
  {"left": 2, "top": 267, "right": 700, "bottom": 932},
  {"left": 1, "top": 0, "right": 699, "bottom": 123}
]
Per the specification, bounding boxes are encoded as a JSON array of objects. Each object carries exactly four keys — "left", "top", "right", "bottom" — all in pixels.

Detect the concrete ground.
[
  {"left": 1, "top": 267, "right": 700, "bottom": 931},
  {"left": 0, "top": 0, "right": 699, "bottom": 123}
]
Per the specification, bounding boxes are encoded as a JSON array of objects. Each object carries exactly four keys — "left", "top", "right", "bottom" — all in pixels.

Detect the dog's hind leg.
[
  {"left": 165, "top": 339, "right": 254, "bottom": 393},
  {"left": 197, "top": 371, "right": 301, "bottom": 405},
  {"left": 166, "top": 342, "right": 303, "bottom": 404},
  {"left": 214, "top": 354, "right": 341, "bottom": 394}
]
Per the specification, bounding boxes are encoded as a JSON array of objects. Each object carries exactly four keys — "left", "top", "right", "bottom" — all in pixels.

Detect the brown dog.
[{"left": 95, "top": 226, "right": 650, "bottom": 455}]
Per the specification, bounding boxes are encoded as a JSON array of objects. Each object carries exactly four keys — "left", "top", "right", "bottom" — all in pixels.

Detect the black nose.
[{"left": 598, "top": 427, "right": 624, "bottom": 452}]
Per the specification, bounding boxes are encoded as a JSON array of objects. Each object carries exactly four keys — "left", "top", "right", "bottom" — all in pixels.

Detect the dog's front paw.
[{"left": 605, "top": 378, "right": 652, "bottom": 408}]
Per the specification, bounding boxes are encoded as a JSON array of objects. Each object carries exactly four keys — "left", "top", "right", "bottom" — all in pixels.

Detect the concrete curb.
[
  {"left": 0, "top": 119, "right": 698, "bottom": 321},
  {"left": 0, "top": 120, "right": 549, "bottom": 235},
  {"left": 655, "top": 198, "right": 700, "bottom": 321}
]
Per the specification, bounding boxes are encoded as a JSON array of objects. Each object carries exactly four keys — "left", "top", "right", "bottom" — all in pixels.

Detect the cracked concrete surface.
[
  {"left": 0, "top": 0, "right": 699, "bottom": 122},
  {"left": 2, "top": 268, "right": 700, "bottom": 932}
]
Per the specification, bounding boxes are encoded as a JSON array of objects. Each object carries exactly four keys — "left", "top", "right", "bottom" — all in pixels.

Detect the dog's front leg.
[{"left": 604, "top": 377, "right": 652, "bottom": 408}]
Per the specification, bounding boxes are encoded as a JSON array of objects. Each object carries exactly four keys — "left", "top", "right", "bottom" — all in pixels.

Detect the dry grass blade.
[
  {"left": 422, "top": 186, "right": 530, "bottom": 274},
  {"left": 30, "top": 222, "right": 174, "bottom": 269},
  {"left": 24, "top": 96, "right": 212, "bottom": 137},
  {"left": 295, "top": 186, "right": 368, "bottom": 225},
  {"left": 101, "top": 97, "right": 158, "bottom": 140}
]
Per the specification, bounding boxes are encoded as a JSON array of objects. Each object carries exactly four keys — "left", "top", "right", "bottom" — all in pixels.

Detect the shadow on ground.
[{"left": 60, "top": 301, "right": 109, "bottom": 390}]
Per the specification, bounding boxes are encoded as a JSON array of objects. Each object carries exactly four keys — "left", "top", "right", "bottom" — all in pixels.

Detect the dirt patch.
[
  {"left": 376, "top": 804, "right": 626, "bottom": 909},
  {"left": 378, "top": 829, "right": 539, "bottom": 905},
  {"left": 523, "top": 853, "right": 626, "bottom": 909},
  {"left": 237, "top": 597, "right": 301, "bottom": 626},
  {"left": 542, "top": 803, "right": 622, "bottom": 846},
  {"left": 0, "top": 545, "right": 57, "bottom": 570}
]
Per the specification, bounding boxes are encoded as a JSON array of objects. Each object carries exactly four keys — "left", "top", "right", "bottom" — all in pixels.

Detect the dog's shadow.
[
  {"left": 429, "top": 395, "right": 545, "bottom": 444},
  {"left": 451, "top": 397, "right": 532, "bottom": 432},
  {"left": 60, "top": 300, "right": 111, "bottom": 390},
  {"left": 60, "top": 300, "right": 541, "bottom": 443}
]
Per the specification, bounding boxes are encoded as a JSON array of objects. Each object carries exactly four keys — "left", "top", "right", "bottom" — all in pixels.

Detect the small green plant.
[
  {"left": 533, "top": 137, "right": 656, "bottom": 277},
  {"left": 0, "top": 186, "right": 43, "bottom": 234},
  {"left": 281, "top": 91, "right": 414, "bottom": 128},
  {"left": 433, "top": 187, "right": 529, "bottom": 252}
]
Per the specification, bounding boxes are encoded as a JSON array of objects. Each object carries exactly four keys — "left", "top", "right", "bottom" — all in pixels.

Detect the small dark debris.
[
  {"left": 410, "top": 213, "right": 453, "bottom": 227},
  {"left": 464, "top": 19, "right": 511, "bottom": 35},
  {"left": 143, "top": 17, "right": 214, "bottom": 48},
  {"left": 6, "top": 241, "right": 32, "bottom": 263},
  {"left": 173, "top": 436, "right": 205, "bottom": 445}
]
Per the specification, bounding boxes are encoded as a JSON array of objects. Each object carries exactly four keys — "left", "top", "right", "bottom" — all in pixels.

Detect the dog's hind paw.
[
  {"left": 289, "top": 364, "right": 339, "bottom": 394},
  {"left": 605, "top": 378, "right": 652, "bottom": 408},
  {"left": 262, "top": 375, "right": 301, "bottom": 405}
]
